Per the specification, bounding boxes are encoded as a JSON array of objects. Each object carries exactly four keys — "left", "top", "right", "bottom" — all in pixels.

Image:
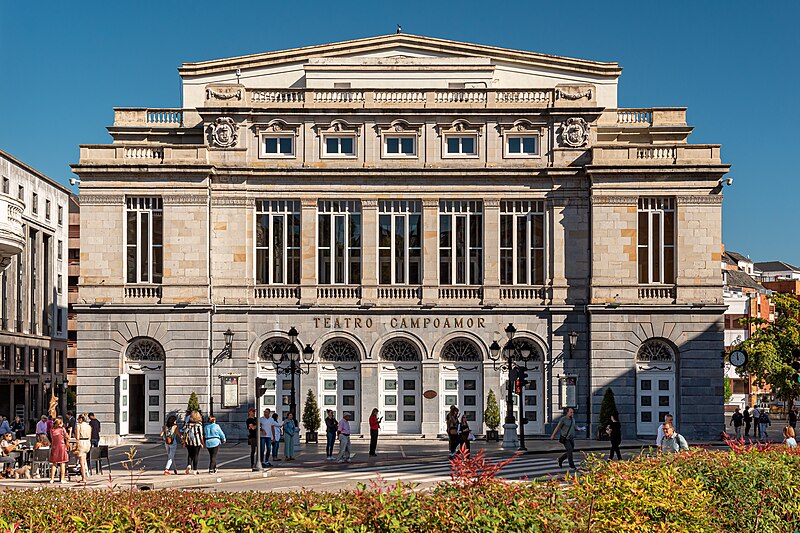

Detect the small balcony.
[{"left": 0, "top": 193, "right": 25, "bottom": 268}]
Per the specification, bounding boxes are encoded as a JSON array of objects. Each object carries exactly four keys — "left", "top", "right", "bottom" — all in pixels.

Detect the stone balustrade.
[
  {"left": 598, "top": 108, "right": 687, "bottom": 127},
  {"left": 124, "top": 285, "right": 162, "bottom": 300},
  {"left": 254, "top": 286, "right": 300, "bottom": 302},
  {"left": 438, "top": 286, "right": 483, "bottom": 302},
  {"left": 0, "top": 193, "right": 25, "bottom": 269},
  {"left": 79, "top": 144, "right": 207, "bottom": 164},
  {"left": 638, "top": 285, "right": 676, "bottom": 301},
  {"left": 317, "top": 285, "right": 362, "bottom": 303},
  {"left": 377, "top": 285, "right": 422, "bottom": 302},
  {"left": 113, "top": 108, "right": 183, "bottom": 127},
  {"left": 499, "top": 286, "right": 547, "bottom": 302},
  {"left": 592, "top": 144, "right": 721, "bottom": 165}
]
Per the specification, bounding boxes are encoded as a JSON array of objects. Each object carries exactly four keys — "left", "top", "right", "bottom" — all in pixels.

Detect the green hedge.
[{"left": 2, "top": 445, "right": 800, "bottom": 532}]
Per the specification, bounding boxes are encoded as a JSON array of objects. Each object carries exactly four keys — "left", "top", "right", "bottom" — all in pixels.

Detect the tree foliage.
[
  {"left": 599, "top": 388, "right": 618, "bottom": 428},
  {"left": 187, "top": 391, "right": 201, "bottom": 413},
  {"left": 724, "top": 378, "right": 733, "bottom": 403},
  {"left": 483, "top": 389, "right": 501, "bottom": 430},
  {"left": 738, "top": 293, "right": 800, "bottom": 401},
  {"left": 302, "top": 389, "right": 321, "bottom": 433}
]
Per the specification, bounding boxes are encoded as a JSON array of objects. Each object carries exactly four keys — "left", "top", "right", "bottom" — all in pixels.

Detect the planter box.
[
  {"left": 305, "top": 432, "right": 318, "bottom": 443},
  {"left": 486, "top": 429, "right": 500, "bottom": 442}
]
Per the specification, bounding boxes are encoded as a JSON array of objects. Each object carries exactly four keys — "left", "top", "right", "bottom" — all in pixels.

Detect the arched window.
[
  {"left": 636, "top": 339, "right": 676, "bottom": 363},
  {"left": 320, "top": 339, "right": 360, "bottom": 362},
  {"left": 380, "top": 339, "right": 421, "bottom": 362},
  {"left": 258, "top": 338, "right": 291, "bottom": 361},
  {"left": 125, "top": 338, "right": 165, "bottom": 361},
  {"left": 512, "top": 339, "right": 542, "bottom": 361},
  {"left": 441, "top": 339, "right": 482, "bottom": 362}
]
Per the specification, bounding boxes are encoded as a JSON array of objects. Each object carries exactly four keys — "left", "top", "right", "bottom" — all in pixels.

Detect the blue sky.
[{"left": 0, "top": 1, "right": 797, "bottom": 264}]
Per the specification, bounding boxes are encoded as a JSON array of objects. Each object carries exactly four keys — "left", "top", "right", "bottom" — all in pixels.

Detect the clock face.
[{"left": 729, "top": 350, "right": 747, "bottom": 367}]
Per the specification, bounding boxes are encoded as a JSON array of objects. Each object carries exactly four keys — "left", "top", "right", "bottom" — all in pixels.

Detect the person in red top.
[{"left": 368, "top": 408, "right": 382, "bottom": 457}]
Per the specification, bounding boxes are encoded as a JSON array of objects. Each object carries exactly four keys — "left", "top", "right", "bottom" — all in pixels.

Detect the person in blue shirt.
[
  {"left": 0, "top": 416, "right": 11, "bottom": 436},
  {"left": 283, "top": 413, "right": 297, "bottom": 460},
  {"left": 203, "top": 415, "right": 226, "bottom": 474}
]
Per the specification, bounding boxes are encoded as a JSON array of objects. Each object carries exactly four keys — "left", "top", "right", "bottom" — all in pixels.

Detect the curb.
[{"left": 136, "top": 470, "right": 269, "bottom": 490}]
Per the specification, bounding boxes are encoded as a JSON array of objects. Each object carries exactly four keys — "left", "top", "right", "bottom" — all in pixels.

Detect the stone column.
[
  {"left": 483, "top": 198, "right": 500, "bottom": 305},
  {"left": 361, "top": 199, "right": 378, "bottom": 305},
  {"left": 299, "top": 197, "right": 317, "bottom": 306},
  {"left": 421, "top": 199, "right": 439, "bottom": 305},
  {"left": 550, "top": 198, "right": 567, "bottom": 304}
]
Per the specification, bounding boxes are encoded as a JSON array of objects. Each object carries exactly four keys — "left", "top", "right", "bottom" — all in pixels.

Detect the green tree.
[
  {"left": 187, "top": 391, "right": 201, "bottom": 413},
  {"left": 739, "top": 293, "right": 800, "bottom": 402},
  {"left": 302, "top": 389, "right": 321, "bottom": 433},
  {"left": 484, "top": 389, "right": 501, "bottom": 430},
  {"left": 724, "top": 378, "right": 733, "bottom": 403},
  {"left": 599, "top": 387, "right": 618, "bottom": 438}
]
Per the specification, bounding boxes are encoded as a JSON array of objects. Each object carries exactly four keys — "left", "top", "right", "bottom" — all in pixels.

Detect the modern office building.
[
  {"left": 0, "top": 149, "right": 70, "bottom": 429},
  {"left": 73, "top": 34, "right": 728, "bottom": 441}
]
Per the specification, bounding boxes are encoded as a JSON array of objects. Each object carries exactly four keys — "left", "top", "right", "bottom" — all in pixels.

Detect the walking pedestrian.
[
  {"left": 659, "top": 423, "right": 689, "bottom": 453},
  {"left": 65, "top": 411, "right": 77, "bottom": 439},
  {"left": 283, "top": 413, "right": 297, "bottom": 460},
  {"left": 246, "top": 408, "right": 258, "bottom": 470},
  {"left": 752, "top": 405, "right": 761, "bottom": 439},
  {"left": 336, "top": 412, "right": 352, "bottom": 463},
  {"left": 608, "top": 412, "right": 622, "bottom": 460},
  {"left": 204, "top": 415, "right": 226, "bottom": 474},
  {"left": 325, "top": 410, "right": 338, "bottom": 461},
  {"left": 259, "top": 408, "right": 272, "bottom": 468},
  {"left": 459, "top": 414, "right": 472, "bottom": 455},
  {"left": 48, "top": 417, "right": 69, "bottom": 483},
  {"left": 550, "top": 407, "right": 583, "bottom": 469},
  {"left": 446, "top": 405, "right": 460, "bottom": 458},
  {"left": 743, "top": 406, "right": 752, "bottom": 437},
  {"left": 88, "top": 413, "right": 101, "bottom": 447},
  {"left": 730, "top": 407, "right": 744, "bottom": 439},
  {"left": 270, "top": 413, "right": 282, "bottom": 462},
  {"left": 183, "top": 410, "right": 204, "bottom": 475},
  {"left": 656, "top": 414, "right": 674, "bottom": 447},
  {"left": 74, "top": 414, "right": 92, "bottom": 482},
  {"left": 789, "top": 406, "right": 797, "bottom": 430},
  {"left": 11, "top": 416, "right": 24, "bottom": 440},
  {"left": 760, "top": 409, "right": 771, "bottom": 441},
  {"left": 784, "top": 425, "right": 797, "bottom": 448},
  {"left": 160, "top": 415, "right": 179, "bottom": 475},
  {"left": 368, "top": 408, "right": 381, "bottom": 457}
]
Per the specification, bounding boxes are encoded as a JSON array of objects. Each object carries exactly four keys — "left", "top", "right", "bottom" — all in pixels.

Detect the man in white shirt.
[
  {"left": 337, "top": 413, "right": 352, "bottom": 463},
  {"left": 655, "top": 414, "right": 674, "bottom": 447},
  {"left": 268, "top": 413, "right": 283, "bottom": 462},
  {"left": 259, "top": 408, "right": 272, "bottom": 467}
]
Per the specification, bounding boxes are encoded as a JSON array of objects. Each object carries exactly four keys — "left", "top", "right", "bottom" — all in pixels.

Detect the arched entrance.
[
  {"left": 120, "top": 337, "right": 164, "bottom": 436},
  {"left": 439, "top": 338, "right": 483, "bottom": 434},
  {"left": 636, "top": 339, "right": 677, "bottom": 436},
  {"left": 318, "top": 339, "right": 361, "bottom": 428},
  {"left": 256, "top": 338, "right": 295, "bottom": 419},
  {"left": 378, "top": 339, "right": 422, "bottom": 434}
]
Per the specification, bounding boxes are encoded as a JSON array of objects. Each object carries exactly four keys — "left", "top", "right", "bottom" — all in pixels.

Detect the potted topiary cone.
[
  {"left": 484, "top": 389, "right": 501, "bottom": 442},
  {"left": 598, "top": 387, "right": 618, "bottom": 440},
  {"left": 302, "top": 389, "right": 321, "bottom": 443}
]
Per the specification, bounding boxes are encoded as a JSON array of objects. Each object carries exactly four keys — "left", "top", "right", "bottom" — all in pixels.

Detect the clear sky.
[{"left": 0, "top": 1, "right": 797, "bottom": 264}]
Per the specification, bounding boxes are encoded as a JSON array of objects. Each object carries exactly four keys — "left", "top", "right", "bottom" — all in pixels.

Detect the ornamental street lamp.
[
  {"left": 209, "top": 328, "right": 234, "bottom": 417},
  {"left": 271, "top": 326, "right": 315, "bottom": 446},
  {"left": 489, "top": 323, "right": 534, "bottom": 451}
]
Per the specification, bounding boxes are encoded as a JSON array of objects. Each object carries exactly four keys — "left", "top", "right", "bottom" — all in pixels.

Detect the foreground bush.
[{"left": 1, "top": 444, "right": 799, "bottom": 532}]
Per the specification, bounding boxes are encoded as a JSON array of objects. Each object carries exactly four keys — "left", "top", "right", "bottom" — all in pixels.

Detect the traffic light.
[
  {"left": 514, "top": 379, "right": 522, "bottom": 395},
  {"left": 256, "top": 377, "right": 268, "bottom": 399},
  {"left": 518, "top": 369, "right": 530, "bottom": 390},
  {"left": 792, "top": 348, "right": 800, "bottom": 384}
]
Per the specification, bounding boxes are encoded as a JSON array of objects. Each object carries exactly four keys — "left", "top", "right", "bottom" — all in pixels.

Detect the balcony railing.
[
  {"left": 317, "top": 285, "right": 362, "bottom": 303},
  {"left": 377, "top": 285, "right": 422, "bottom": 303},
  {"left": 438, "top": 286, "right": 483, "bottom": 302},
  {"left": 593, "top": 144, "right": 721, "bottom": 165},
  {"left": 124, "top": 285, "right": 162, "bottom": 301},
  {"left": 0, "top": 193, "right": 25, "bottom": 267},
  {"left": 254, "top": 286, "right": 300, "bottom": 303},
  {"left": 638, "top": 285, "right": 676, "bottom": 301},
  {"left": 499, "top": 286, "right": 547, "bottom": 302}
]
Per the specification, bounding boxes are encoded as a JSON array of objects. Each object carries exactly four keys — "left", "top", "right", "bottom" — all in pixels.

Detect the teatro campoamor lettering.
[{"left": 312, "top": 316, "right": 486, "bottom": 329}]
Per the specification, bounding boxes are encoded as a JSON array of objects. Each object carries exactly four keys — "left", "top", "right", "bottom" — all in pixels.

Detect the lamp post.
[
  {"left": 271, "top": 326, "right": 315, "bottom": 447},
  {"left": 209, "top": 328, "right": 234, "bottom": 417},
  {"left": 489, "top": 323, "right": 533, "bottom": 451}
]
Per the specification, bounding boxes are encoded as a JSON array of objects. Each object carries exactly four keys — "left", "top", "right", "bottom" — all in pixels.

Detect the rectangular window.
[
  {"left": 57, "top": 205, "right": 63, "bottom": 225},
  {"left": 30, "top": 347, "right": 39, "bottom": 373},
  {"left": 15, "top": 347, "right": 24, "bottom": 372},
  {"left": 32, "top": 192, "right": 38, "bottom": 215},
  {"left": 378, "top": 201, "right": 422, "bottom": 285},
  {"left": 439, "top": 201, "right": 483, "bottom": 285},
  {"left": 2, "top": 177, "right": 8, "bottom": 194},
  {"left": 318, "top": 200, "right": 361, "bottom": 284},
  {"left": 17, "top": 185, "right": 23, "bottom": 202},
  {"left": 29, "top": 229, "right": 37, "bottom": 333},
  {"left": 261, "top": 136, "right": 294, "bottom": 157},
  {"left": 500, "top": 201, "right": 545, "bottom": 285},
  {"left": 383, "top": 136, "right": 416, "bottom": 158},
  {"left": 57, "top": 240, "right": 63, "bottom": 261},
  {"left": 0, "top": 345, "right": 8, "bottom": 369},
  {"left": 57, "top": 274, "right": 63, "bottom": 295},
  {"left": 637, "top": 198, "right": 675, "bottom": 284},
  {"left": 126, "top": 197, "right": 163, "bottom": 284},
  {"left": 323, "top": 136, "right": 356, "bottom": 157},
  {"left": 45, "top": 199, "right": 51, "bottom": 220},
  {"left": 255, "top": 200, "right": 301, "bottom": 285},
  {"left": 505, "top": 135, "right": 539, "bottom": 157},
  {"left": 444, "top": 135, "right": 477, "bottom": 156},
  {"left": 1, "top": 270, "right": 6, "bottom": 330},
  {"left": 15, "top": 252, "right": 23, "bottom": 332}
]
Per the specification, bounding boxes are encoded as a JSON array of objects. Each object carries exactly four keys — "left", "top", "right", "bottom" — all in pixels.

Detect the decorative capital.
[
  {"left": 209, "top": 116, "right": 238, "bottom": 148},
  {"left": 676, "top": 195, "right": 723, "bottom": 205},
  {"left": 591, "top": 195, "right": 638, "bottom": 206},
  {"left": 79, "top": 194, "right": 124, "bottom": 205},
  {"left": 211, "top": 196, "right": 249, "bottom": 207},
  {"left": 484, "top": 198, "right": 501, "bottom": 208},
  {"left": 559, "top": 117, "right": 590, "bottom": 148},
  {"left": 163, "top": 194, "right": 208, "bottom": 206},
  {"left": 300, "top": 198, "right": 317, "bottom": 208},
  {"left": 421, "top": 199, "right": 439, "bottom": 208},
  {"left": 361, "top": 199, "right": 378, "bottom": 209}
]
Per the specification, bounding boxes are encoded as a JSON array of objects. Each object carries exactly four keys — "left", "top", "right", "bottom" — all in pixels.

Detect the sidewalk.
[{"left": 0, "top": 436, "right": 730, "bottom": 491}]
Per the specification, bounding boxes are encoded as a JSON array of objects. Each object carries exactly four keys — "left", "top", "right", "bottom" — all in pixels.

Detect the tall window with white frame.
[
  {"left": 439, "top": 201, "right": 483, "bottom": 285},
  {"left": 318, "top": 201, "right": 361, "bottom": 285},
  {"left": 255, "top": 200, "right": 301, "bottom": 285},
  {"left": 500, "top": 200, "right": 545, "bottom": 285},
  {"left": 125, "top": 197, "right": 163, "bottom": 284},
  {"left": 637, "top": 197, "right": 675, "bottom": 285},
  {"left": 378, "top": 201, "right": 422, "bottom": 285}
]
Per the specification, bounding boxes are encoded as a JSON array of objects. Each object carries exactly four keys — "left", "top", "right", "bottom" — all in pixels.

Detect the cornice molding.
[
  {"left": 676, "top": 195, "right": 723, "bottom": 205},
  {"left": 163, "top": 194, "right": 209, "bottom": 206},
  {"left": 591, "top": 195, "right": 637, "bottom": 205},
  {"left": 79, "top": 194, "right": 124, "bottom": 205},
  {"left": 211, "top": 196, "right": 252, "bottom": 207}
]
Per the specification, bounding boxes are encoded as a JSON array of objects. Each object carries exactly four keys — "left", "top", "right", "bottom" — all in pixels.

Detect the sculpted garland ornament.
[
  {"left": 210, "top": 117, "right": 238, "bottom": 148},
  {"left": 560, "top": 117, "right": 590, "bottom": 148}
]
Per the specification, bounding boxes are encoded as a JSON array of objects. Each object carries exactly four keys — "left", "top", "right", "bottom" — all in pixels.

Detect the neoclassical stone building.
[{"left": 73, "top": 34, "right": 728, "bottom": 440}]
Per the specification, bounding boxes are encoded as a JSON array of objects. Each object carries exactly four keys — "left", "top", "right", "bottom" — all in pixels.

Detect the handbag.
[
  {"left": 559, "top": 435, "right": 567, "bottom": 445},
  {"left": 468, "top": 431, "right": 476, "bottom": 441}
]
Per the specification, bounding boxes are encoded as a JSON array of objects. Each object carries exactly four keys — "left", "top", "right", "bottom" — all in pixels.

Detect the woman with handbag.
[
  {"left": 48, "top": 417, "right": 70, "bottom": 483},
  {"left": 282, "top": 412, "right": 297, "bottom": 460},
  {"left": 160, "top": 415, "right": 179, "bottom": 475},
  {"left": 183, "top": 411, "right": 204, "bottom": 475},
  {"left": 446, "top": 405, "right": 460, "bottom": 458},
  {"left": 74, "top": 414, "right": 92, "bottom": 482},
  {"left": 459, "top": 414, "right": 473, "bottom": 456}
]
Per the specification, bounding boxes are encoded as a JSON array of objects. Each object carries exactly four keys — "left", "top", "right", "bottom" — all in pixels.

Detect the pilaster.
[
  {"left": 299, "top": 197, "right": 317, "bottom": 306},
  {"left": 361, "top": 199, "right": 379, "bottom": 305},
  {"left": 421, "top": 198, "right": 439, "bottom": 305},
  {"left": 482, "top": 198, "right": 501, "bottom": 305}
]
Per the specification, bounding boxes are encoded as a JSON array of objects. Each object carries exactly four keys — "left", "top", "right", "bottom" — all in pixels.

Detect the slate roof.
[
  {"left": 725, "top": 251, "right": 751, "bottom": 264},
  {"left": 754, "top": 261, "right": 800, "bottom": 273},
  {"left": 724, "top": 269, "right": 764, "bottom": 291}
]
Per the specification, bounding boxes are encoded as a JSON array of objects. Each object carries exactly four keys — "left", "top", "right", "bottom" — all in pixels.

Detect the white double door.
[
  {"left": 636, "top": 365, "right": 676, "bottom": 436},
  {"left": 440, "top": 365, "right": 483, "bottom": 434},
  {"left": 502, "top": 363, "right": 544, "bottom": 435},
  {"left": 319, "top": 366, "right": 361, "bottom": 429},
  {"left": 379, "top": 364, "right": 421, "bottom": 434},
  {"left": 117, "top": 366, "right": 164, "bottom": 436},
  {"left": 257, "top": 367, "right": 293, "bottom": 420}
]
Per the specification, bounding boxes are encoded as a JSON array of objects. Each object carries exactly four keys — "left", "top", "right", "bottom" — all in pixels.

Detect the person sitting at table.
[
  {"left": 1, "top": 432, "right": 19, "bottom": 477},
  {"left": 35, "top": 433, "right": 50, "bottom": 450}
]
